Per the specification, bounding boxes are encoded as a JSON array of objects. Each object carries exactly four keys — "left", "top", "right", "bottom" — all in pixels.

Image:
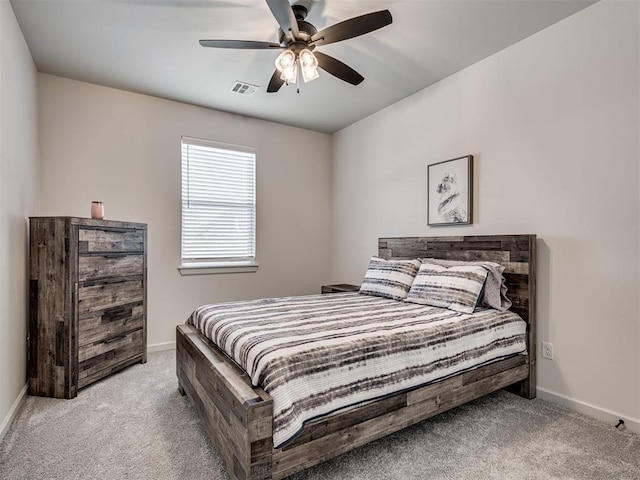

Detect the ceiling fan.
[{"left": 199, "top": 0, "right": 392, "bottom": 93}]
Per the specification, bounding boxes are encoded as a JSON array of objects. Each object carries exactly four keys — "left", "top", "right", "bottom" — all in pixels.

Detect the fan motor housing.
[{"left": 278, "top": 21, "right": 317, "bottom": 46}]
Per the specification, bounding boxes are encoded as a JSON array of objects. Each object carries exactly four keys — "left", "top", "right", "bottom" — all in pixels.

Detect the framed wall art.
[{"left": 428, "top": 155, "right": 473, "bottom": 226}]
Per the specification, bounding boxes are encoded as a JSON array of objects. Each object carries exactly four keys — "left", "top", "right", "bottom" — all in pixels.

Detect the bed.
[{"left": 176, "top": 234, "right": 536, "bottom": 480}]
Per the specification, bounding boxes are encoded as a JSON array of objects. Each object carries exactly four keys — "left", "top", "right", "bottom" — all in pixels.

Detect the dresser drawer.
[
  {"left": 78, "top": 254, "right": 143, "bottom": 282},
  {"left": 78, "top": 279, "right": 144, "bottom": 316},
  {"left": 78, "top": 329, "right": 144, "bottom": 380},
  {"left": 78, "top": 228, "right": 144, "bottom": 254},
  {"left": 78, "top": 303, "right": 144, "bottom": 346}
]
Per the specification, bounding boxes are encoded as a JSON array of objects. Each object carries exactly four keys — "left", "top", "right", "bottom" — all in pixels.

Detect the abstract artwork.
[{"left": 428, "top": 155, "right": 473, "bottom": 226}]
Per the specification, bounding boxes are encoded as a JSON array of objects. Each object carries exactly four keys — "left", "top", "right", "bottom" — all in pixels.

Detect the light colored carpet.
[{"left": 1, "top": 351, "right": 638, "bottom": 479}]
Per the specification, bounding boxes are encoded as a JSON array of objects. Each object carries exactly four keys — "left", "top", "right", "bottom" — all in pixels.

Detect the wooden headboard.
[{"left": 379, "top": 234, "right": 537, "bottom": 396}]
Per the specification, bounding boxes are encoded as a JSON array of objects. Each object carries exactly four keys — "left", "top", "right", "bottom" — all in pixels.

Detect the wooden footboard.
[
  {"left": 178, "top": 324, "right": 530, "bottom": 480},
  {"left": 176, "top": 325, "right": 273, "bottom": 480}
]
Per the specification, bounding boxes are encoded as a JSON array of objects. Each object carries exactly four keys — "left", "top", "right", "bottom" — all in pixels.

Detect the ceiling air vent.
[{"left": 230, "top": 81, "right": 258, "bottom": 97}]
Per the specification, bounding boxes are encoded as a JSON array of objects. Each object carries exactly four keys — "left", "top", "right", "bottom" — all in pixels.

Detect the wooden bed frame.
[{"left": 176, "top": 234, "right": 536, "bottom": 480}]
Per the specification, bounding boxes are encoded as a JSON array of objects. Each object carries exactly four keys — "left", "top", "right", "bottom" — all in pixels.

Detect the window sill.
[{"left": 178, "top": 262, "right": 259, "bottom": 276}]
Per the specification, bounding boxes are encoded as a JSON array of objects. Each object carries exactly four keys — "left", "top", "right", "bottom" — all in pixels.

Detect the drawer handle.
[
  {"left": 103, "top": 335, "right": 127, "bottom": 345},
  {"left": 102, "top": 306, "right": 132, "bottom": 323}
]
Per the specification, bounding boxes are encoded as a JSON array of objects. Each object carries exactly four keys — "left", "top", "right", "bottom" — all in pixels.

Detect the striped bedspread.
[{"left": 187, "top": 292, "right": 527, "bottom": 448}]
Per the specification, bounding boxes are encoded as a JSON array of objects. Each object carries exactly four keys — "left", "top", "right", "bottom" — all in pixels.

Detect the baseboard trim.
[
  {"left": 0, "top": 383, "right": 28, "bottom": 444},
  {"left": 537, "top": 387, "right": 640, "bottom": 435},
  {"left": 148, "top": 341, "right": 176, "bottom": 352}
]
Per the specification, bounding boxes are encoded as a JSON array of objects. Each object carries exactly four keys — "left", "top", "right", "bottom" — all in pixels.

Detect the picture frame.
[{"left": 428, "top": 155, "right": 473, "bottom": 226}]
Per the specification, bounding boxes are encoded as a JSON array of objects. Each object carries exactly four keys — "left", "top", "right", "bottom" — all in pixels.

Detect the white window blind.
[{"left": 181, "top": 137, "right": 256, "bottom": 265}]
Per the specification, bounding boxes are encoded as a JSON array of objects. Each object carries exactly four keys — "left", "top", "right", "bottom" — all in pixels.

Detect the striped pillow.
[
  {"left": 359, "top": 257, "right": 421, "bottom": 301},
  {"left": 422, "top": 258, "right": 511, "bottom": 311},
  {"left": 405, "top": 263, "right": 488, "bottom": 313}
]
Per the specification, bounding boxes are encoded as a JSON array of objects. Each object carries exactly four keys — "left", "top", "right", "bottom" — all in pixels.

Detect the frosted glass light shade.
[
  {"left": 275, "top": 49, "right": 296, "bottom": 71},
  {"left": 280, "top": 64, "right": 298, "bottom": 83},
  {"left": 299, "top": 49, "right": 319, "bottom": 83},
  {"left": 275, "top": 49, "right": 298, "bottom": 83}
]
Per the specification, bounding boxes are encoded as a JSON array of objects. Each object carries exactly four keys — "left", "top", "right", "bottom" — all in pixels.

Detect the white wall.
[
  {"left": 331, "top": 1, "right": 640, "bottom": 427},
  {"left": 0, "top": 0, "right": 39, "bottom": 437},
  {"left": 38, "top": 74, "right": 332, "bottom": 347}
]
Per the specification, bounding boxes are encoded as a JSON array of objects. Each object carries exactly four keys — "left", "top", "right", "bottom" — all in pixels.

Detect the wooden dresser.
[{"left": 28, "top": 217, "right": 147, "bottom": 399}]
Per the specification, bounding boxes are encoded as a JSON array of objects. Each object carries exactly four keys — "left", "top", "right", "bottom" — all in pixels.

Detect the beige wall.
[
  {"left": 331, "top": 1, "right": 640, "bottom": 427},
  {"left": 38, "top": 74, "right": 332, "bottom": 347},
  {"left": 0, "top": 0, "right": 40, "bottom": 437}
]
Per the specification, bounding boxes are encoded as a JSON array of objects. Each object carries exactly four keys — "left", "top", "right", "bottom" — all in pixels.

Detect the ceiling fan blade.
[
  {"left": 199, "top": 39, "right": 282, "bottom": 49},
  {"left": 314, "top": 51, "right": 364, "bottom": 85},
  {"left": 310, "top": 10, "right": 392, "bottom": 47},
  {"left": 267, "top": 69, "right": 285, "bottom": 93},
  {"left": 265, "top": 0, "right": 300, "bottom": 40}
]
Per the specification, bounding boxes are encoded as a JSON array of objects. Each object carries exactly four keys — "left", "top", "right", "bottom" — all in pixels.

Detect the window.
[{"left": 179, "top": 136, "right": 257, "bottom": 275}]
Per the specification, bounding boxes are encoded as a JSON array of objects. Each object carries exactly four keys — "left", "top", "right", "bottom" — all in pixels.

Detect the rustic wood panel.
[
  {"left": 28, "top": 217, "right": 147, "bottom": 398},
  {"left": 78, "top": 303, "right": 144, "bottom": 346},
  {"left": 78, "top": 254, "right": 143, "bottom": 281},
  {"left": 320, "top": 284, "right": 360, "bottom": 294},
  {"left": 78, "top": 329, "right": 144, "bottom": 375},
  {"left": 460, "top": 355, "right": 526, "bottom": 385},
  {"left": 78, "top": 279, "right": 144, "bottom": 316},
  {"left": 70, "top": 217, "right": 147, "bottom": 230},
  {"left": 77, "top": 354, "right": 144, "bottom": 389},
  {"left": 142, "top": 227, "right": 148, "bottom": 363},
  {"left": 28, "top": 217, "right": 75, "bottom": 398},
  {"left": 285, "top": 394, "right": 407, "bottom": 450},
  {"left": 78, "top": 228, "right": 144, "bottom": 253},
  {"left": 176, "top": 234, "right": 537, "bottom": 479},
  {"left": 405, "top": 375, "right": 463, "bottom": 407}
]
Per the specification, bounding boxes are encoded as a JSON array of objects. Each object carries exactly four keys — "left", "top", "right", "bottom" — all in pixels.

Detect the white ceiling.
[{"left": 11, "top": 0, "right": 597, "bottom": 133}]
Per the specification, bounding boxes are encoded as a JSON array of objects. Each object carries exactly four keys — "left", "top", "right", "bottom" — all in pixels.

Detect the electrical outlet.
[{"left": 542, "top": 342, "right": 554, "bottom": 360}]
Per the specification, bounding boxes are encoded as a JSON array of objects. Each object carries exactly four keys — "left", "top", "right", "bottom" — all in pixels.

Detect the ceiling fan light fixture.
[
  {"left": 200, "top": 3, "right": 393, "bottom": 93},
  {"left": 299, "top": 48, "right": 319, "bottom": 83}
]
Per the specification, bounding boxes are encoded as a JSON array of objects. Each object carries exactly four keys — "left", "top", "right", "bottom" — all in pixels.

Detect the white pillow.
[
  {"left": 405, "top": 263, "right": 488, "bottom": 313},
  {"left": 359, "top": 257, "right": 421, "bottom": 301}
]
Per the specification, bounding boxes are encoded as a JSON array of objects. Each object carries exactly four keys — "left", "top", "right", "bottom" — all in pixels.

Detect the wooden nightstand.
[{"left": 321, "top": 284, "right": 360, "bottom": 294}]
